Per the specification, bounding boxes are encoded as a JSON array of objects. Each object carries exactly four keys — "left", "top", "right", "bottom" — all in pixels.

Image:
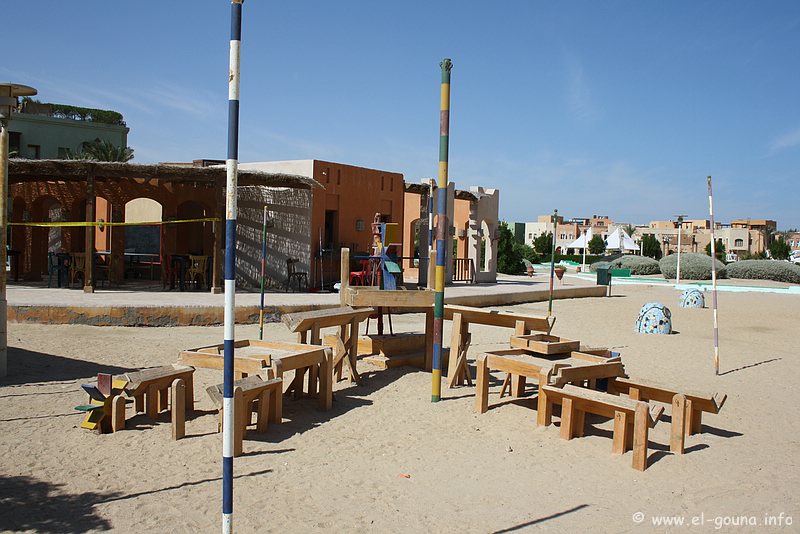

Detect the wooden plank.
[
  {"left": 111, "top": 395, "right": 126, "bottom": 433},
  {"left": 475, "top": 354, "right": 489, "bottom": 414},
  {"left": 510, "top": 375, "right": 526, "bottom": 397},
  {"left": 444, "top": 305, "right": 554, "bottom": 333},
  {"left": 172, "top": 378, "right": 186, "bottom": 440},
  {"left": 447, "top": 312, "right": 465, "bottom": 388},
  {"left": 179, "top": 352, "right": 267, "bottom": 376},
  {"left": 510, "top": 334, "right": 580, "bottom": 355},
  {"left": 569, "top": 351, "right": 622, "bottom": 363},
  {"left": 362, "top": 353, "right": 425, "bottom": 369},
  {"left": 560, "top": 397, "right": 576, "bottom": 440},
  {"left": 256, "top": 389, "right": 270, "bottom": 433},
  {"left": 233, "top": 387, "right": 244, "bottom": 457},
  {"left": 550, "top": 362, "right": 626, "bottom": 386},
  {"left": 610, "top": 376, "right": 726, "bottom": 414},
  {"left": 318, "top": 348, "right": 333, "bottom": 411},
  {"left": 281, "top": 306, "right": 374, "bottom": 332},
  {"left": 536, "top": 369, "right": 553, "bottom": 426},
  {"left": 346, "top": 287, "right": 435, "bottom": 308},
  {"left": 611, "top": 411, "right": 629, "bottom": 454}
]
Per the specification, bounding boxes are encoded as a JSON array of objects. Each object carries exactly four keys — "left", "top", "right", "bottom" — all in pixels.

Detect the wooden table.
[
  {"left": 475, "top": 349, "right": 626, "bottom": 414},
  {"left": 179, "top": 339, "right": 332, "bottom": 411},
  {"left": 282, "top": 306, "right": 374, "bottom": 384}
]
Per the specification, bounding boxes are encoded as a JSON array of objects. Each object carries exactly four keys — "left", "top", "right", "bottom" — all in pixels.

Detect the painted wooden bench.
[
  {"left": 444, "top": 305, "right": 556, "bottom": 388},
  {"left": 539, "top": 383, "right": 664, "bottom": 471},
  {"left": 207, "top": 375, "right": 283, "bottom": 457},
  {"left": 607, "top": 376, "right": 727, "bottom": 454}
]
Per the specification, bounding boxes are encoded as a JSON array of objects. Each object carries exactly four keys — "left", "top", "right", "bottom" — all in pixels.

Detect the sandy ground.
[{"left": 1, "top": 283, "right": 798, "bottom": 533}]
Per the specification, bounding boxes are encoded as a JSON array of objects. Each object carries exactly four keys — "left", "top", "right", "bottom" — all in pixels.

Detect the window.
[
  {"left": 734, "top": 239, "right": 744, "bottom": 248},
  {"left": 27, "top": 144, "right": 41, "bottom": 159},
  {"left": 559, "top": 233, "right": 566, "bottom": 239}
]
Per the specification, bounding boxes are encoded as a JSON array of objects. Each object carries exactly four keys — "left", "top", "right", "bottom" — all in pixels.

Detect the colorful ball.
[
  {"left": 679, "top": 288, "right": 705, "bottom": 308},
  {"left": 635, "top": 302, "right": 672, "bottom": 335}
]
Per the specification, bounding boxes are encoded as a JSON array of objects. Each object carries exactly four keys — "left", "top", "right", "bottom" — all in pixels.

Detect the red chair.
[{"left": 349, "top": 259, "right": 370, "bottom": 286}]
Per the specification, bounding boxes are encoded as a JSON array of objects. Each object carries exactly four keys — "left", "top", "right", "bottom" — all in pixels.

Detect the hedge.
[
  {"left": 726, "top": 260, "right": 800, "bottom": 284},
  {"left": 659, "top": 253, "right": 726, "bottom": 280}
]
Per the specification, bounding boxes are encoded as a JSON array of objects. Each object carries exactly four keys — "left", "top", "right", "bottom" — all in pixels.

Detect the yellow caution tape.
[{"left": 9, "top": 217, "right": 220, "bottom": 227}]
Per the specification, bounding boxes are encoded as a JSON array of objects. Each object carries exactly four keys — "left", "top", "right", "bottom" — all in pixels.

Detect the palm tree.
[
  {"left": 75, "top": 138, "right": 134, "bottom": 162},
  {"left": 622, "top": 224, "right": 637, "bottom": 238}
]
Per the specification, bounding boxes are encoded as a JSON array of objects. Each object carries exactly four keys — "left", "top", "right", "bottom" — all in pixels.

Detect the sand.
[{"left": 1, "top": 283, "right": 798, "bottom": 533}]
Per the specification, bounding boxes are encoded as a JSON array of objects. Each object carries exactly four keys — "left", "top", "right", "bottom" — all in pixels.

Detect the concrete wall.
[{"left": 8, "top": 113, "right": 129, "bottom": 159}]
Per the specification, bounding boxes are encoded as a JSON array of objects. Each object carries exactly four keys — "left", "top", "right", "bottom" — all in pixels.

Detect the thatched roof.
[
  {"left": 404, "top": 181, "right": 477, "bottom": 201},
  {"left": 8, "top": 159, "right": 323, "bottom": 189}
]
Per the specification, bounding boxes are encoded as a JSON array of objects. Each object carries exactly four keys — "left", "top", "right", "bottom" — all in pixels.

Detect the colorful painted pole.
[
  {"left": 432, "top": 58, "right": 452, "bottom": 403},
  {"left": 258, "top": 205, "right": 267, "bottom": 340},
  {"left": 547, "top": 209, "right": 558, "bottom": 317},
  {"left": 222, "top": 1, "right": 242, "bottom": 532},
  {"left": 707, "top": 176, "right": 720, "bottom": 375}
]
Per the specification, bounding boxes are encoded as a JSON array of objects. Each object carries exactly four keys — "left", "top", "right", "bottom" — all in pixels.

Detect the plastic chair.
[
  {"left": 48, "top": 252, "right": 69, "bottom": 288},
  {"left": 185, "top": 255, "right": 209, "bottom": 290},
  {"left": 349, "top": 259, "right": 370, "bottom": 286}
]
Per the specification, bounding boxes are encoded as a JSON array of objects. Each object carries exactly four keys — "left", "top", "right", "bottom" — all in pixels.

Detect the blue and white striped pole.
[{"left": 223, "top": 1, "right": 242, "bottom": 532}]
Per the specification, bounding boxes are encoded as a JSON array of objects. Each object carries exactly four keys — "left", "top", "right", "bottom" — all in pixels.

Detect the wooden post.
[
  {"left": 560, "top": 397, "right": 575, "bottom": 440},
  {"left": 670, "top": 393, "right": 686, "bottom": 454},
  {"left": 447, "top": 312, "right": 464, "bottom": 387},
  {"left": 632, "top": 402, "right": 649, "bottom": 471},
  {"left": 340, "top": 247, "right": 350, "bottom": 306},
  {"left": 256, "top": 389, "right": 270, "bottom": 432},
  {"left": 475, "top": 354, "right": 489, "bottom": 414},
  {"left": 536, "top": 369, "right": 552, "bottom": 426},
  {"left": 83, "top": 172, "right": 95, "bottom": 293},
  {"left": 611, "top": 411, "right": 629, "bottom": 454},
  {"left": 111, "top": 395, "right": 126, "bottom": 432},
  {"left": 146, "top": 383, "right": 159, "bottom": 418},
  {"left": 233, "top": 386, "right": 244, "bottom": 457},
  {"left": 172, "top": 378, "right": 186, "bottom": 440},
  {"left": 319, "top": 347, "right": 333, "bottom": 411}
]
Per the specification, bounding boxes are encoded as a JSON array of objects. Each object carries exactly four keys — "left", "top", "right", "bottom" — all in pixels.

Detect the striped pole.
[
  {"left": 432, "top": 58, "right": 452, "bottom": 403},
  {"left": 547, "top": 209, "right": 558, "bottom": 317},
  {"left": 222, "top": 1, "right": 242, "bottom": 532},
  {"left": 258, "top": 205, "right": 267, "bottom": 340},
  {"left": 707, "top": 176, "right": 720, "bottom": 375}
]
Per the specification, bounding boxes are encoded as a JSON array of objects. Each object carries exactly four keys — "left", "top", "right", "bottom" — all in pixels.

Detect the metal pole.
[
  {"left": 258, "top": 205, "right": 267, "bottom": 340},
  {"left": 432, "top": 58, "right": 452, "bottom": 403},
  {"left": 675, "top": 215, "right": 685, "bottom": 286},
  {"left": 547, "top": 209, "right": 558, "bottom": 317},
  {"left": 0, "top": 117, "right": 8, "bottom": 378},
  {"left": 707, "top": 176, "right": 719, "bottom": 375},
  {"left": 222, "top": 2, "right": 243, "bottom": 532},
  {"left": 581, "top": 229, "right": 587, "bottom": 273}
]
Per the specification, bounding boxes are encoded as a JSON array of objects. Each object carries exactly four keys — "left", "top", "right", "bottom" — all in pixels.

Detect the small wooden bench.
[
  {"left": 118, "top": 364, "right": 195, "bottom": 420},
  {"left": 539, "top": 384, "right": 664, "bottom": 471},
  {"left": 607, "top": 376, "right": 727, "bottom": 453},
  {"left": 444, "top": 305, "right": 556, "bottom": 388},
  {"left": 207, "top": 375, "right": 283, "bottom": 457}
]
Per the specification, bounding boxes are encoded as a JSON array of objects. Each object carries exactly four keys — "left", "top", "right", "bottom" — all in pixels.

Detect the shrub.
[
  {"left": 726, "top": 260, "right": 800, "bottom": 284},
  {"left": 659, "top": 253, "right": 726, "bottom": 280},
  {"left": 769, "top": 237, "right": 791, "bottom": 260},
  {"left": 588, "top": 234, "right": 606, "bottom": 254},
  {"left": 588, "top": 255, "right": 660, "bottom": 275},
  {"left": 589, "top": 261, "right": 611, "bottom": 272},
  {"left": 641, "top": 234, "right": 662, "bottom": 259}
]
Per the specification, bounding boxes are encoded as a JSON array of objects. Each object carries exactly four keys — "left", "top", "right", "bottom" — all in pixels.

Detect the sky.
[{"left": 4, "top": 1, "right": 800, "bottom": 229}]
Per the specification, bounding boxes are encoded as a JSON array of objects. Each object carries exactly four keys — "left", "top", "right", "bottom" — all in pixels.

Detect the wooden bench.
[
  {"left": 206, "top": 375, "right": 283, "bottom": 457},
  {"left": 282, "top": 306, "right": 374, "bottom": 384},
  {"left": 607, "top": 376, "right": 727, "bottom": 453},
  {"left": 444, "top": 305, "right": 556, "bottom": 388},
  {"left": 118, "top": 364, "right": 195, "bottom": 420},
  {"left": 539, "top": 383, "right": 664, "bottom": 471}
]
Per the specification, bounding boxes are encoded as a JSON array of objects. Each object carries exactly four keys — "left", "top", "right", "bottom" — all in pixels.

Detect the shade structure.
[
  {"left": 566, "top": 227, "right": 593, "bottom": 250},
  {"left": 605, "top": 228, "right": 639, "bottom": 251}
]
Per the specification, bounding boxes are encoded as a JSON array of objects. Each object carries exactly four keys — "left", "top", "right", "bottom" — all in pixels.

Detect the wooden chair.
[
  {"left": 285, "top": 258, "right": 308, "bottom": 292},
  {"left": 69, "top": 252, "right": 86, "bottom": 288},
  {"left": 185, "top": 255, "right": 209, "bottom": 290}
]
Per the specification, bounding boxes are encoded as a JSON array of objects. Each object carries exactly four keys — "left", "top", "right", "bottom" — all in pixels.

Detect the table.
[
  {"left": 179, "top": 339, "right": 332, "bottom": 411},
  {"left": 475, "top": 349, "right": 626, "bottom": 414}
]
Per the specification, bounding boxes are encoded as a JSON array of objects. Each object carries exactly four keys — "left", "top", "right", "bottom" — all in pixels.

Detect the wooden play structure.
[
  {"left": 444, "top": 305, "right": 556, "bottom": 388},
  {"left": 475, "top": 331, "right": 727, "bottom": 471},
  {"left": 179, "top": 339, "right": 333, "bottom": 411},
  {"left": 75, "top": 373, "right": 128, "bottom": 434},
  {"left": 207, "top": 375, "right": 283, "bottom": 457},
  {"left": 282, "top": 306, "right": 374, "bottom": 384}
]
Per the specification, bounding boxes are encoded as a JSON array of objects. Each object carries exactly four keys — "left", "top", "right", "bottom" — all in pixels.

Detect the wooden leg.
[
  {"left": 690, "top": 408, "right": 703, "bottom": 436},
  {"left": 475, "top": 355, "right": 489, "bottom": 414},
  {"left": 296, "top": 330, "right": 308, "bottom": 344},
  {"left": 146, "top": 384, "right": 159, "bottom": 419},
  {"left": 514, "top": 320, "right": 528, "bottom": 336},
  {"left": 111, "top": 395, "right": 126, "bottom": 433},
  {"left": 447, "top": 313, "right": 464, "bottom": 388},
  {"left": 606, "top": 378, "right": 618, "bottom": 395},
  {"left": 233, "top": 387, "right": 244, "bottom": 457},
  {"left": 172, "top": 379, "right": 186, "bottom": 440},
  {"left": 511, "top": 375, "right": 526, "bottom": 397},
  {"left": 308, "top": 364, "right": 319, "bottom": 396},
  {"left": 269, "top": 384, "right": 282, "bottom": 424},
  {"left": 629, "top": 386, "right": 641, "bottom": 401},
  {"left": 573, "top": 409, "right": 586, "bottom": 438},
  {"left": 670, "top": 394, "right": 686, "bottom": 454},
  {"left": 632, "top": 402, "right": 650, "bottom": 471},
  {"left": 536, "top": 371, "right": 552, "bottom": 427},
  {"left": 134, "top": 394, "right": 144, "bottom": 414},
  {"left": 560, "top": 398, "right": 576, "bottom": 440},
  {"left": 612, "top": 411, "right": 629, "bottom": 454},
  {"left": 319, "top": 348, "right": 333, "bottom": 411},
  {"left": 184, "top": 373, "right": 194, "bottom": 414},
  {"left": 159, "top": 387, "right": 169, "bottom": 413},
  {"left": 256, "top": 389, "right": 270, "bottom": 433},
  {"left": 346, "top": 318, "right": 361, "bottom": 384},
  {"left": 499, "top": 374, "right": 511, "bottom": 398}
]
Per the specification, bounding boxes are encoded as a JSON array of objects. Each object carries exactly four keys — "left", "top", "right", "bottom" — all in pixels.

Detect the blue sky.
[{"left": 4, "top": 1, "right": 800, "bottom": 228}]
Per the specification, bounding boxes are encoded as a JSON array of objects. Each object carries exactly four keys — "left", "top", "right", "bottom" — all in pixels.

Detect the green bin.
[{"left": 596, "top": 267, "right": 611, "bottom": 286}]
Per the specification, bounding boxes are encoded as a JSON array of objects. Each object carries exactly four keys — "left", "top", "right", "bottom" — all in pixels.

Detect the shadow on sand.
[{"left": 1, "top": 346, "right": 137, "bottom": 387}]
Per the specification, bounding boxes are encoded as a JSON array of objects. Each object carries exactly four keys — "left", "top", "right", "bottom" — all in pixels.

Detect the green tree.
[
  {"left": 769, "top": 236, "right": 791, "bottom": 260},
  {"left": 496, "top": 222, "right": 524, "bottom": 274},
  {"left": 533, "top": 231, "right": 553, "bottom": 256},
  {"left": 622, "top": 224, "right": 637, "bottom": 238},
  {"left": 74, "top": 138, "right": 134, "bottom": 162},
  {"left": 641, "top": 234, "right": 662, "bottom": 259},
  {"left": 705, "top": 239, "right": 726, "bottom": 262},
  {"left": 588, "top": 234, "right": 606, "bottom": 255}
]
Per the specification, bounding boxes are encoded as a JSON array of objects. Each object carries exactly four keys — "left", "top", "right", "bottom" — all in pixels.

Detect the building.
[{"left": 8, "top": 99, "right": 129, "bottom": 159}]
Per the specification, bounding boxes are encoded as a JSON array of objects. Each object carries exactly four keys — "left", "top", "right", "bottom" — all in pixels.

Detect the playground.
[{"left": 1, "top": 281, "right": 797, "bottom": 532}]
